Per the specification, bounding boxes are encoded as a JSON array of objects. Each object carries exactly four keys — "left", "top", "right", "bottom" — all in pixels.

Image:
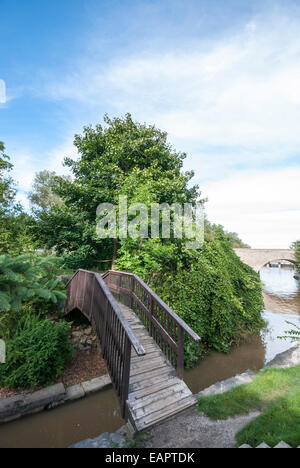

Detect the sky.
[{"left": 1, "top": 0, "right": 300, "bottom": 248}]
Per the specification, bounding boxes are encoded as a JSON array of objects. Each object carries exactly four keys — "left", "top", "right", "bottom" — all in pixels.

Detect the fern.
[{"left": 0, "top": 254, "right": 66, "bottom": 337}]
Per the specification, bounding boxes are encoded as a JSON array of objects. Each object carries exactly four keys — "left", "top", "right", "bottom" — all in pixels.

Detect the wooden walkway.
[
  {"left": 119, "top": 303, "right": 196, "bottom": 431},
  {"left": 66, "top": 269, "right": 200, "bottom": 430}
]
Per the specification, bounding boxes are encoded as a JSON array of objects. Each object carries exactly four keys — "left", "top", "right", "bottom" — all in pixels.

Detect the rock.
[
  {"left": 266, "top": 344, "right": 300, "bottom": 369},
  {"left": 0, "top": 394, "right": 23, "bottom": 422},
  {"left": 23, "top": 383, "right": 66, "bottom": 413},
  {"left": 111, "top": 432, "right": 126, "bottom": 447},
  {"left": 69, "top": 425, "right": 130, "bottom": 449},
  {"left": 72, "top": 331, "right": 82, "bottom": 339},
  {"left": 81, "top": 375, "right": 112, "bottom": 395},
  {"left": 256, "top": 442, "right": 270, "bottom": 448},
  {"left": 92, "top": 433, "right": 112, "bottom": 448},
  {"left": 0, "top": 383, "right": 66, "bottom": 423},
  {"left": 66, "top": 384, "right": 85, "bottom": 401},
  {"left": 70, "top": 438, "right": 95, "bottom": 449},
  {"left": 239, "top": 444, "right": 252, "bottom": 448},
  {"left": 197, "top": 370, "right": 257, "bottom": 398}
]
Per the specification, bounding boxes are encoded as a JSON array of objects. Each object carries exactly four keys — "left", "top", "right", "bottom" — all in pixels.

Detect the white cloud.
[
  {"left": 45, "top": 11, "right": 300, "bottom": 153},
  {"left": 202, "top": 167, "right": 300, "bottom": 248},
  {"left": 0, "top": 79, "right": 6, "bottom": 104},
  {"left": 14, "top": 6, "right": 300, "bottom": 247}
]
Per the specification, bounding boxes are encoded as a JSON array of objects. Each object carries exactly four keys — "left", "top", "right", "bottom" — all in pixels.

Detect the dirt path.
[{"left": 141, "top": 406, "right": 261, "bottom": 448}]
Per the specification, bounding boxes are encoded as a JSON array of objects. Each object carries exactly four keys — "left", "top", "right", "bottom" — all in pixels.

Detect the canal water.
[{"left": 0, "top": 266, "right": 299, "bottom": 448}]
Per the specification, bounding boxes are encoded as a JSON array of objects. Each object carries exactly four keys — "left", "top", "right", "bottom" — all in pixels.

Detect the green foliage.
[
  {"left": 0, "top": 315, "right": 73, "bottom": 389},
  {"left": 29, "top": 170, "right": 71, "bottom": 212},
  {"left": 279, "top": 321, "right": 300, "bottom": 341},
  {"left": 0, "top": 254, "right": 66, "bottom": 338},
  {"left": 0, "top": 141, "right": 36, "bottom": 254},
  {"left": 291, "top": 240, "right": 300, "bottom": 272},
  {"left": 32, "top": 114, "right": 199, "bottom": 269},
  {"left": 116, "top": 231, "right": 264, "bottom": 365}
]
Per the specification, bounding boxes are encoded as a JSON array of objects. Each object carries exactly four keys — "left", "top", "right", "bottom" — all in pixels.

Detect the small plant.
[
  {"left": 278, "top": 321, "right": 300, "bottom": 341},
  {"left": 0, "top": 315, "right": 73, "bottom": 390}
]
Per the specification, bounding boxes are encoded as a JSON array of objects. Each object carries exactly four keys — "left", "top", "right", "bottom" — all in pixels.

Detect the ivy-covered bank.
[{"left": 116, "top": 230, "right": 265, "bottom": 367}]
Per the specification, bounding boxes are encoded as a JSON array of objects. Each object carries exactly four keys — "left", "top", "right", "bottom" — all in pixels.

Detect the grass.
[{"left": 198, "top": 365, "right": 300, "bottom": 447}]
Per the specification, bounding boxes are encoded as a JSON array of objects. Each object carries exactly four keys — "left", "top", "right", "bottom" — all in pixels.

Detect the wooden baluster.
[
  {"left": 121, "top": 337, "right": 132, "bottom": 419},
  {"left": 177, "top": 326, "right": 184, "bottom": 379}
]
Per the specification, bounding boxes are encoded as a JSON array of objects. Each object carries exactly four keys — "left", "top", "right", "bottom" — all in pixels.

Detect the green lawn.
[{"left": 197, "top": 365, "right": 300, "bottom": 447}]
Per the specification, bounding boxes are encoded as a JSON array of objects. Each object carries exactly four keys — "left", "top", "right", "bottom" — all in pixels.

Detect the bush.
[
  {"left": 0, "top": 315, "right": 73, "bottom": 389},
  {"left": 0, "top": 254, "right": 66, "bottom": 338}
]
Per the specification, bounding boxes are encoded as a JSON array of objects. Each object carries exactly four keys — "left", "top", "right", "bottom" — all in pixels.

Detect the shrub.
[
  {"left": 0, "top": 315, "right": 73, "bottom": 389},
  {"left": 0, "top": 254, "right": 66, "bottom": 338}
]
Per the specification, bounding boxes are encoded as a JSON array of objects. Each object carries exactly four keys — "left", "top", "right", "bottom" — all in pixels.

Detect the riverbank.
[
  {"left": 139, "top": 343, "right": 300, "bottom": 449},
  {"left": 0, "top": 374, "right": 112, "bottom": 424}
]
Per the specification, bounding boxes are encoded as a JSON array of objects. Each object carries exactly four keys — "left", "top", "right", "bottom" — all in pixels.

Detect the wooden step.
[
  {"left": 130, "top": 367, "right": 174, "bottom": 385},
  {"left": 130, "top": 354, "right": 167, "bottom": 368},
  {"left": 131, "top": 388, "right": 192, "bottom": 419},
  {"left": 131, "top": 351, "right": 162, "bottom": 363},
  {"left": 130, "top": 363, "right": 167, "bottom": 377},
  {"left": 129, "top": 380, "right": 180, "bottom": 400},
  {"left": 135, "top": 396, "right": 196, "bottom": 430},
  {"left": 129, "top": 372, "right": 176, "bottom": 392},
  {"left": 129, "top": 383, "right": 191, "bottom": 412}
]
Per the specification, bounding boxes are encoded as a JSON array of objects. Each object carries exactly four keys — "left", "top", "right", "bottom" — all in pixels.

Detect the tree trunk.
[{"left": 111, "top": 237, "right": 118, "bottom": 270}]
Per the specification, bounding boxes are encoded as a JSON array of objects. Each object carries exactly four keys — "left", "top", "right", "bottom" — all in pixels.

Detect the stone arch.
[{"left": 234, "top": 249, "right": 296, "bottom": 273}]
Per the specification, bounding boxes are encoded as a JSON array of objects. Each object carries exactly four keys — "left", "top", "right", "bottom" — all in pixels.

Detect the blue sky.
[{"left": 1, "top": 0, "right": 300, "bottom": 247}]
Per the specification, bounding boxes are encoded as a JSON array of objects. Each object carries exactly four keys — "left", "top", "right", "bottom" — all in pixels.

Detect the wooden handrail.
[
  {"left": 103, "top": 270, "right": 201, "bottom": 379},
  {"left": 65, "top": 269, "right": 145, "bottom": 418}
]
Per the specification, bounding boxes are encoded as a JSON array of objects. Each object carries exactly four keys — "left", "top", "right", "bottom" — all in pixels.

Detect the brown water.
[
  {"left": 0, "top": 387, "right": 124, "bottom": 448},
  {"left": 0, "top": 266, "right": 299, "bottom": 448}
]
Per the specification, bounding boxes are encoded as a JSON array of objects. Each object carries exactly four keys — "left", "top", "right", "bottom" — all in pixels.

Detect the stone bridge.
[{"left": 234, "top": 248, "right": 296, "bottom": 273}]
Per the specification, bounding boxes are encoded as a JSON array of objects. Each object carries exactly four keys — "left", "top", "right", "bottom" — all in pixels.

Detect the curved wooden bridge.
[{"left": 65, "top": 270, "right": 200, "bottom": 431}]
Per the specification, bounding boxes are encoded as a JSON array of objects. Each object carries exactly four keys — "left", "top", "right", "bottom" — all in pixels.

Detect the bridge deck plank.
[{"left": 118, "top": 303, "right": 196, "bottom": 431}]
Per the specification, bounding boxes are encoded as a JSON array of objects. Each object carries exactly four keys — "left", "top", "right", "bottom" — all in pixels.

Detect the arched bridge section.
[{"left": 234, "top": 248, "right": 296, "bottom": 273}]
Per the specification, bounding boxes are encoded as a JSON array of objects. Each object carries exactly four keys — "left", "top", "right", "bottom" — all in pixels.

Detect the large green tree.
[{"left": 33, "top": 114, "right": 199, "bottom": 269}]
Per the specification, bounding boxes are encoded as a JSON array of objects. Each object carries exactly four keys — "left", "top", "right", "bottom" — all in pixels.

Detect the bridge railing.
[
  {"left": 65, "top": 269, "right": 145, "bottom": 418},
  {"left": 102, "top": 270, "right": 201, "bottom": 379}
]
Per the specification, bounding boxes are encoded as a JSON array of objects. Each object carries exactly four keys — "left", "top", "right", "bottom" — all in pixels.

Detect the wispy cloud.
[
  {"left": 45, "top": 9, "right": 300, "bottom": 155},
  {"left": 0, "top": 79, "right": 6, "bottom": 104}
]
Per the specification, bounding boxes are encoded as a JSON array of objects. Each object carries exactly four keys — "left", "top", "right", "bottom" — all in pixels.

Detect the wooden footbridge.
[{"left": 65, "top": 270, "right": 200, "bottom": 431}]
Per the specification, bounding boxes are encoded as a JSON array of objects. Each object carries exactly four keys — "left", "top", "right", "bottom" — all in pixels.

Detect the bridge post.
[
  {"left": 121, "top": 339, "right": 132, "bottom": 419},
  {"left": 177, "top": 326, "right": 184, "bottom": 379}
]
